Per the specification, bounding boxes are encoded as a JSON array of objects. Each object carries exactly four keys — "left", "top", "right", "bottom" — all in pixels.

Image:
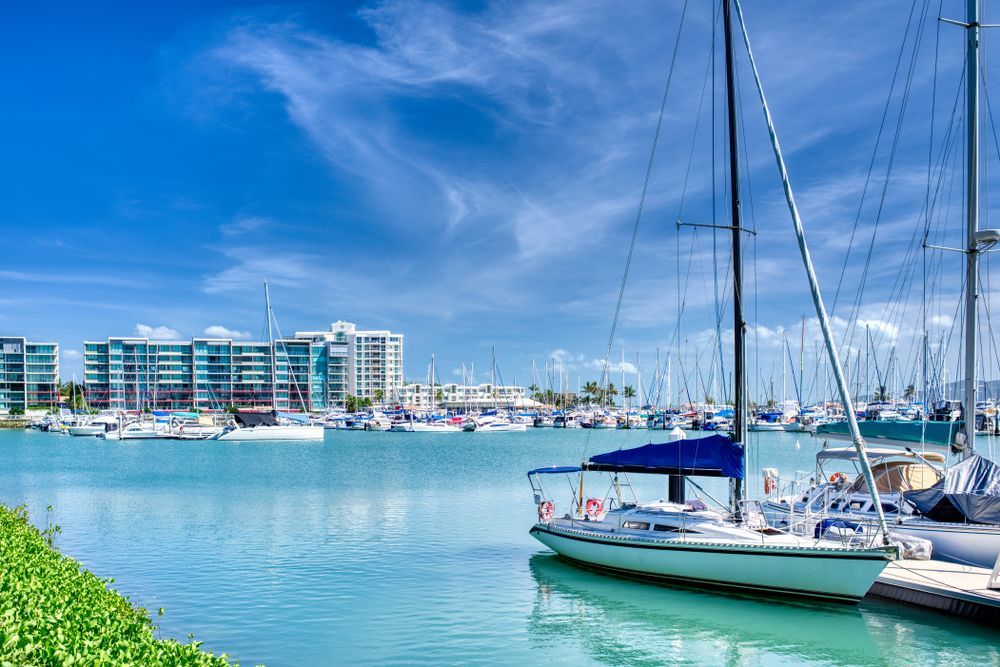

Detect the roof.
[
  {"left": 585, "top": 434, "right": 744, "bottom": 479},
  {"left": 817, "top": 446, "right": 946, "bottom": 463}
]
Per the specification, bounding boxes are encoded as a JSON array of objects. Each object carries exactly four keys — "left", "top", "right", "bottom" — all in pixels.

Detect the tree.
[
  {"left": 903, "top": 384, "right": 916, "bottom": 401},
  {"left": 874, "top": 385, "right": 889, "bottom": 402},
  {"left": 360, "top": 397, "right": 373, "bottom": 408},
  {"left": 345, "top": 395, "right": 358, "bottom": 412},
  {"left": 582, "top": 381, "right": 600, "bottom": 405},
  {"left": 374, "top": 389, "right": 385, "bottom": 404},
  {"left": 10, "top": 406, "right": 24, "bottom": 416}
]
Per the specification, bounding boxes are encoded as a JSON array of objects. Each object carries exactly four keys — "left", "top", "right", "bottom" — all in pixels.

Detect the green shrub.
[{"left": 0, "top": 503, "right": 239, "bottom": 665}]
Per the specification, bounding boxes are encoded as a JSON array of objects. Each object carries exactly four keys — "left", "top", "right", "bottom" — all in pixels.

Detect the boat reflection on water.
[{"left": 527, "top": 554, "right": 999, "bottom": 666}]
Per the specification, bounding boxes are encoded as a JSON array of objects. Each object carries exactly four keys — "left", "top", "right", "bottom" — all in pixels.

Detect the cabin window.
[
  {"left": 880, "top": 503, "right": 898, "bottom": 513},
  {"left": 623, "top": 521, "right": 650, "bottom": 530},
  {"left": 849, "top": 501, "right": 866, "bottom": 511},
  {"left": 653, "top": 524, "right": 700, "bottom": 534}
]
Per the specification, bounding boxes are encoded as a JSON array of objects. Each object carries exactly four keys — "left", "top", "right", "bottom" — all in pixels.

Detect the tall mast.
[
  {"left": 265, "top": 280, "right": 277, "bottom": 412},
  {"left": 731, "top": 0, "right": 889, "bottom": 542},
  {"left": 961, "top": 0, "right": 980, "bottom": 456},
  {"left": 723, "top": 0, "right": 747, "bottom": 508}
]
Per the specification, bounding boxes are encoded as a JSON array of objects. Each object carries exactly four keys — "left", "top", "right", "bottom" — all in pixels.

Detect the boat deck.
[{"left": 868, "top": 559, "right": 1000, "bottom": 624}]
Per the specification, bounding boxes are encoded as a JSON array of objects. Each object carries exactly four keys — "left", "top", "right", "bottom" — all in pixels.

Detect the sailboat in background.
[
  {"left": 214, "top": 282, "right": 324, "bottom": 442},
  {"left": 527, "top": 0, "right": 895, "bottom": 603}
]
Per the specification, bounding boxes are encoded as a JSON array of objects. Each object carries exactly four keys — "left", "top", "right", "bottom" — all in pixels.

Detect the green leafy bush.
[{"left": 0, "top": 503, "right": 239, "bottom": 665}]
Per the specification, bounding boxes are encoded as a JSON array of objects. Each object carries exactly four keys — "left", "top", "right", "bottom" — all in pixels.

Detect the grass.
[{"left": 0, "top": 503, "right": 240, "bottom": 666}]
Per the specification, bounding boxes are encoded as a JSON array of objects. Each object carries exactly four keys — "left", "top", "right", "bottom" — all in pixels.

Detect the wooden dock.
[{"left": 868, "top": 559, "right": 1000, "bottom": 624}]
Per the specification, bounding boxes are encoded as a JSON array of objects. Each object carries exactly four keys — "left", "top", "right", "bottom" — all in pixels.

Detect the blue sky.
[{"left": 2, "top": 1, "right": 997, "bottom": 401}]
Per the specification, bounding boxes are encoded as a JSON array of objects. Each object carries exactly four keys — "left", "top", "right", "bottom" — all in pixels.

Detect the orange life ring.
[
  {"left": 585, "top": 498, "right": 604, "bottom": 517},
  {"left": 829, "top": 472, "right": 847, "bottom": 484},
  {"left": 538, "top": 501, "right": 554, "bottom": 522},
  {"left": 764, "top": 477, "right": 775, "bottom": 494}
]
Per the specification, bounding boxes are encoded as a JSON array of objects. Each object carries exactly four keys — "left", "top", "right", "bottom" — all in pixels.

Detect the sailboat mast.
[
  {"left": 731, "top": 0, "right": 889, "bottom": 543},
  {"left": 723, "top": 0, "right": 746, "bottom": 508},
  {"left": 961, "top": 0, "right": 980, "bottom": 456},
  {"left": 265, "top": 280, "right": 277, "bottom": 412}
]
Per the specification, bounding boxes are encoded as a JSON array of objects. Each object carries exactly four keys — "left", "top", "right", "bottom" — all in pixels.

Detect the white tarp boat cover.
[{"left": 905, "top": 454, "right": 1000, "bottom": 524}]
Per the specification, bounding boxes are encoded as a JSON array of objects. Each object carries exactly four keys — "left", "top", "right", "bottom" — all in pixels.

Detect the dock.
[{"left": 868, "top": 558, "right": 1000, "bottom": 624}]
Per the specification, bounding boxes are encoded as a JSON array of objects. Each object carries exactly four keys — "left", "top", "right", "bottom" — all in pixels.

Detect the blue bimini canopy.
[{"left": 585, "top": 434, "right": 744, "bottom": 479}]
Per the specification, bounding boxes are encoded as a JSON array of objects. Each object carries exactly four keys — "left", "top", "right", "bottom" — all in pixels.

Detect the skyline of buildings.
[
  {"left": 0, "top": 337, "right": 59, "bottom": 412},
  {"left": 78, "top": 321, "right": 404, "bottom": 412}
]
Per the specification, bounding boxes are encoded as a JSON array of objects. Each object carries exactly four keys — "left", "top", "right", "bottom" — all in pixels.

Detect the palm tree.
[
  {"left": 583, "top": 381, "right": 601, "bottom": 405},
  {"left": 903, "top": 384, "right": 916, "bottom": 401},
  {"left": 374, "top": 389, "right": 385, "bottom": 404},
  {"left": 623, "top": 385, "right": 636, "bottom": 411}
]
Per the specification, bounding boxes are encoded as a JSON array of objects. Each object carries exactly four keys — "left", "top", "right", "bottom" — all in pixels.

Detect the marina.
[{"left": 4, "top": 0, "right": 1000, "bottom": 663}]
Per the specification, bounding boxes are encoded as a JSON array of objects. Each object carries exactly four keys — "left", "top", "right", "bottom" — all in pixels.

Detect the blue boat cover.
[
  {"left": 527, "top": 466, "right": 583, "bottom": 476},
  {"left": 905, "top": 454, "right": 1000, "bottom": 524},
  {"left": 585, "top": 434, "right": 744, "bottom": 479}
]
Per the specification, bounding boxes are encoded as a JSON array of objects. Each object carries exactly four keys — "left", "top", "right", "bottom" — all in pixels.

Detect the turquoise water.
[{"left": 0, "top": 428, "right": 997, "bottom": 666}]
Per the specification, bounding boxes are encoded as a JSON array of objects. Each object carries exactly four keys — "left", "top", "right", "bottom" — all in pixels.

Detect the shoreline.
[{"left": 0, "top": 503, "right": 240, "bottom": 665}]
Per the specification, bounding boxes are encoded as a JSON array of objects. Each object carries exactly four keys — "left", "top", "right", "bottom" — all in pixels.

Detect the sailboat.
[
  {"left": 527, "top": 0, "right": 896, "bottom": 602},
  {"left": 214, "top": 282, "right": 324, "bottom": 442}
]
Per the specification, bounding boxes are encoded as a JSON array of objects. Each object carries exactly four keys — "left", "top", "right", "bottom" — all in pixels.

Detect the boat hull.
[
  {"left": 762, "top": 501, "right": 1000, "bottom": 569},
  {"left": 530, "top": 524, "right": 890, "bottom": 603},
  {"left": 68, "top": 425, "right": 109, "bottom": 437}
]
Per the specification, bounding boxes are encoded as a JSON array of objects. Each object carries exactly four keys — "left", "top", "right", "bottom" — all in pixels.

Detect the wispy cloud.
[{"left": 221, "top": 215, "right": 269, "bottom": 236}]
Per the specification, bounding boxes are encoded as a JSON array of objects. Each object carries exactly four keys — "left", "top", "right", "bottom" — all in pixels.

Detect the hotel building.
[
  {"left": 0, "top": 337, "right": 59, "bottom": 412},
  {"left": 397, "top": 383, "right": 529, "bottom": 410},
  {"left": 292, "top": 321, "right": 403, "bottom": 403},
  {"left": 82, "top": 321, "right": 402, "bottom": 412}
]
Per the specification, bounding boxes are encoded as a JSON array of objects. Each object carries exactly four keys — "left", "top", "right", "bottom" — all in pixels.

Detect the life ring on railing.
[
  {"left": 538, "top": 501, "right": 554, "bottom": 522},
  {"left": 764, "top": 477, "right": 775, "bottom": 495},
  {"left": 829, "top": 472, "right": 848, "bottom": 485},
  {"left": 585, "top": 498, "right": 604, "bottom": 518}
]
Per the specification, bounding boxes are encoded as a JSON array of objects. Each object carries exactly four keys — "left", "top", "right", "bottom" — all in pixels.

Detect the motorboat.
[
  {"left": 212, "top": 411, "right": 324, "bottom": 441},
  {"left": 761, "top": 446, "right": 1000, "bottom": 568},
  {"left": 392, "top": 418, "right": 461, "bottom": 433},
  {"left": 68, "top": 413, "right": 120, "bottom": 437},
  {"left": 464, "top": 415, "right": 527, "bottom": 432},
  {"left": 102, "top": 420, "right": 163, "bottom": 440},
  {"left": 528, "top": 435, "right": 895, "bottom": 603}
]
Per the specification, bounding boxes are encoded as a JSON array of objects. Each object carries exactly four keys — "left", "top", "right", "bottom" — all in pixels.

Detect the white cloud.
[
  {"left": 855, "top": 319, "right": 899, "bottom": 342},
  {"left": 221, "top": 215, "right": 269, "bottom": 236},
  {"left": 62, "top": 349, "right": 81, "bottom": 359},
  {"left": 135, "top": 323, "right": 183, "bottom": 339},
  {"left": 929, "top": 314, "right": 953, "bottom": 328},
  {"left": 203, "top": 325, "right": 251, "bottom": 340}
]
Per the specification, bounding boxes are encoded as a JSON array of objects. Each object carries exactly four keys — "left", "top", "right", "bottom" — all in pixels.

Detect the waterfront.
[{"left": 0, "top": 429, "right": 996, "bottom": 665}]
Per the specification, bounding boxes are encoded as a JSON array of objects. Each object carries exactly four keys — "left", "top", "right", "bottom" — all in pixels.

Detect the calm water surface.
[{"left": 1, "top": 428, "right": 997, "bottom": 665}]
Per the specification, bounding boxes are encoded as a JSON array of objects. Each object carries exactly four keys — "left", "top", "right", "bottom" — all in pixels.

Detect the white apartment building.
[
  {"left": 294, "top": 321, "right": 403, "bottom": 402},
  {"left": 398, "top": 383, "right": 531, "bottom": 410}
]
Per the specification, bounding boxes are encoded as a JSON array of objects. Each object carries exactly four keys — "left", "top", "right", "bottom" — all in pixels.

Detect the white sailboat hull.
[
  {"left": 763, "top": 501, "right": 1000, "bottom": 569},
  {"left": 214, "top": 425, "right": 325, "bottom": 441},
  {"left": 530, "top": 523, "right": 890, "bottom": 602}
]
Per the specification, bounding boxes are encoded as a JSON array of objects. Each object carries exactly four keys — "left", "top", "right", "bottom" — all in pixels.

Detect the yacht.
[
  {"left": 102, "top": 420, "right": 162, "bottom": 440},
  {"left": 528, "top": 436, "right": 895, "bottom": 603},
  {"left": 68, "top": 413, "right": 120, "bottom": 437},
  {"left": 213, "top": 412, "right": 324, "bottom": 441},
  {"left": 761, "top": 446, "right": 1000, "bottom": 568}
]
